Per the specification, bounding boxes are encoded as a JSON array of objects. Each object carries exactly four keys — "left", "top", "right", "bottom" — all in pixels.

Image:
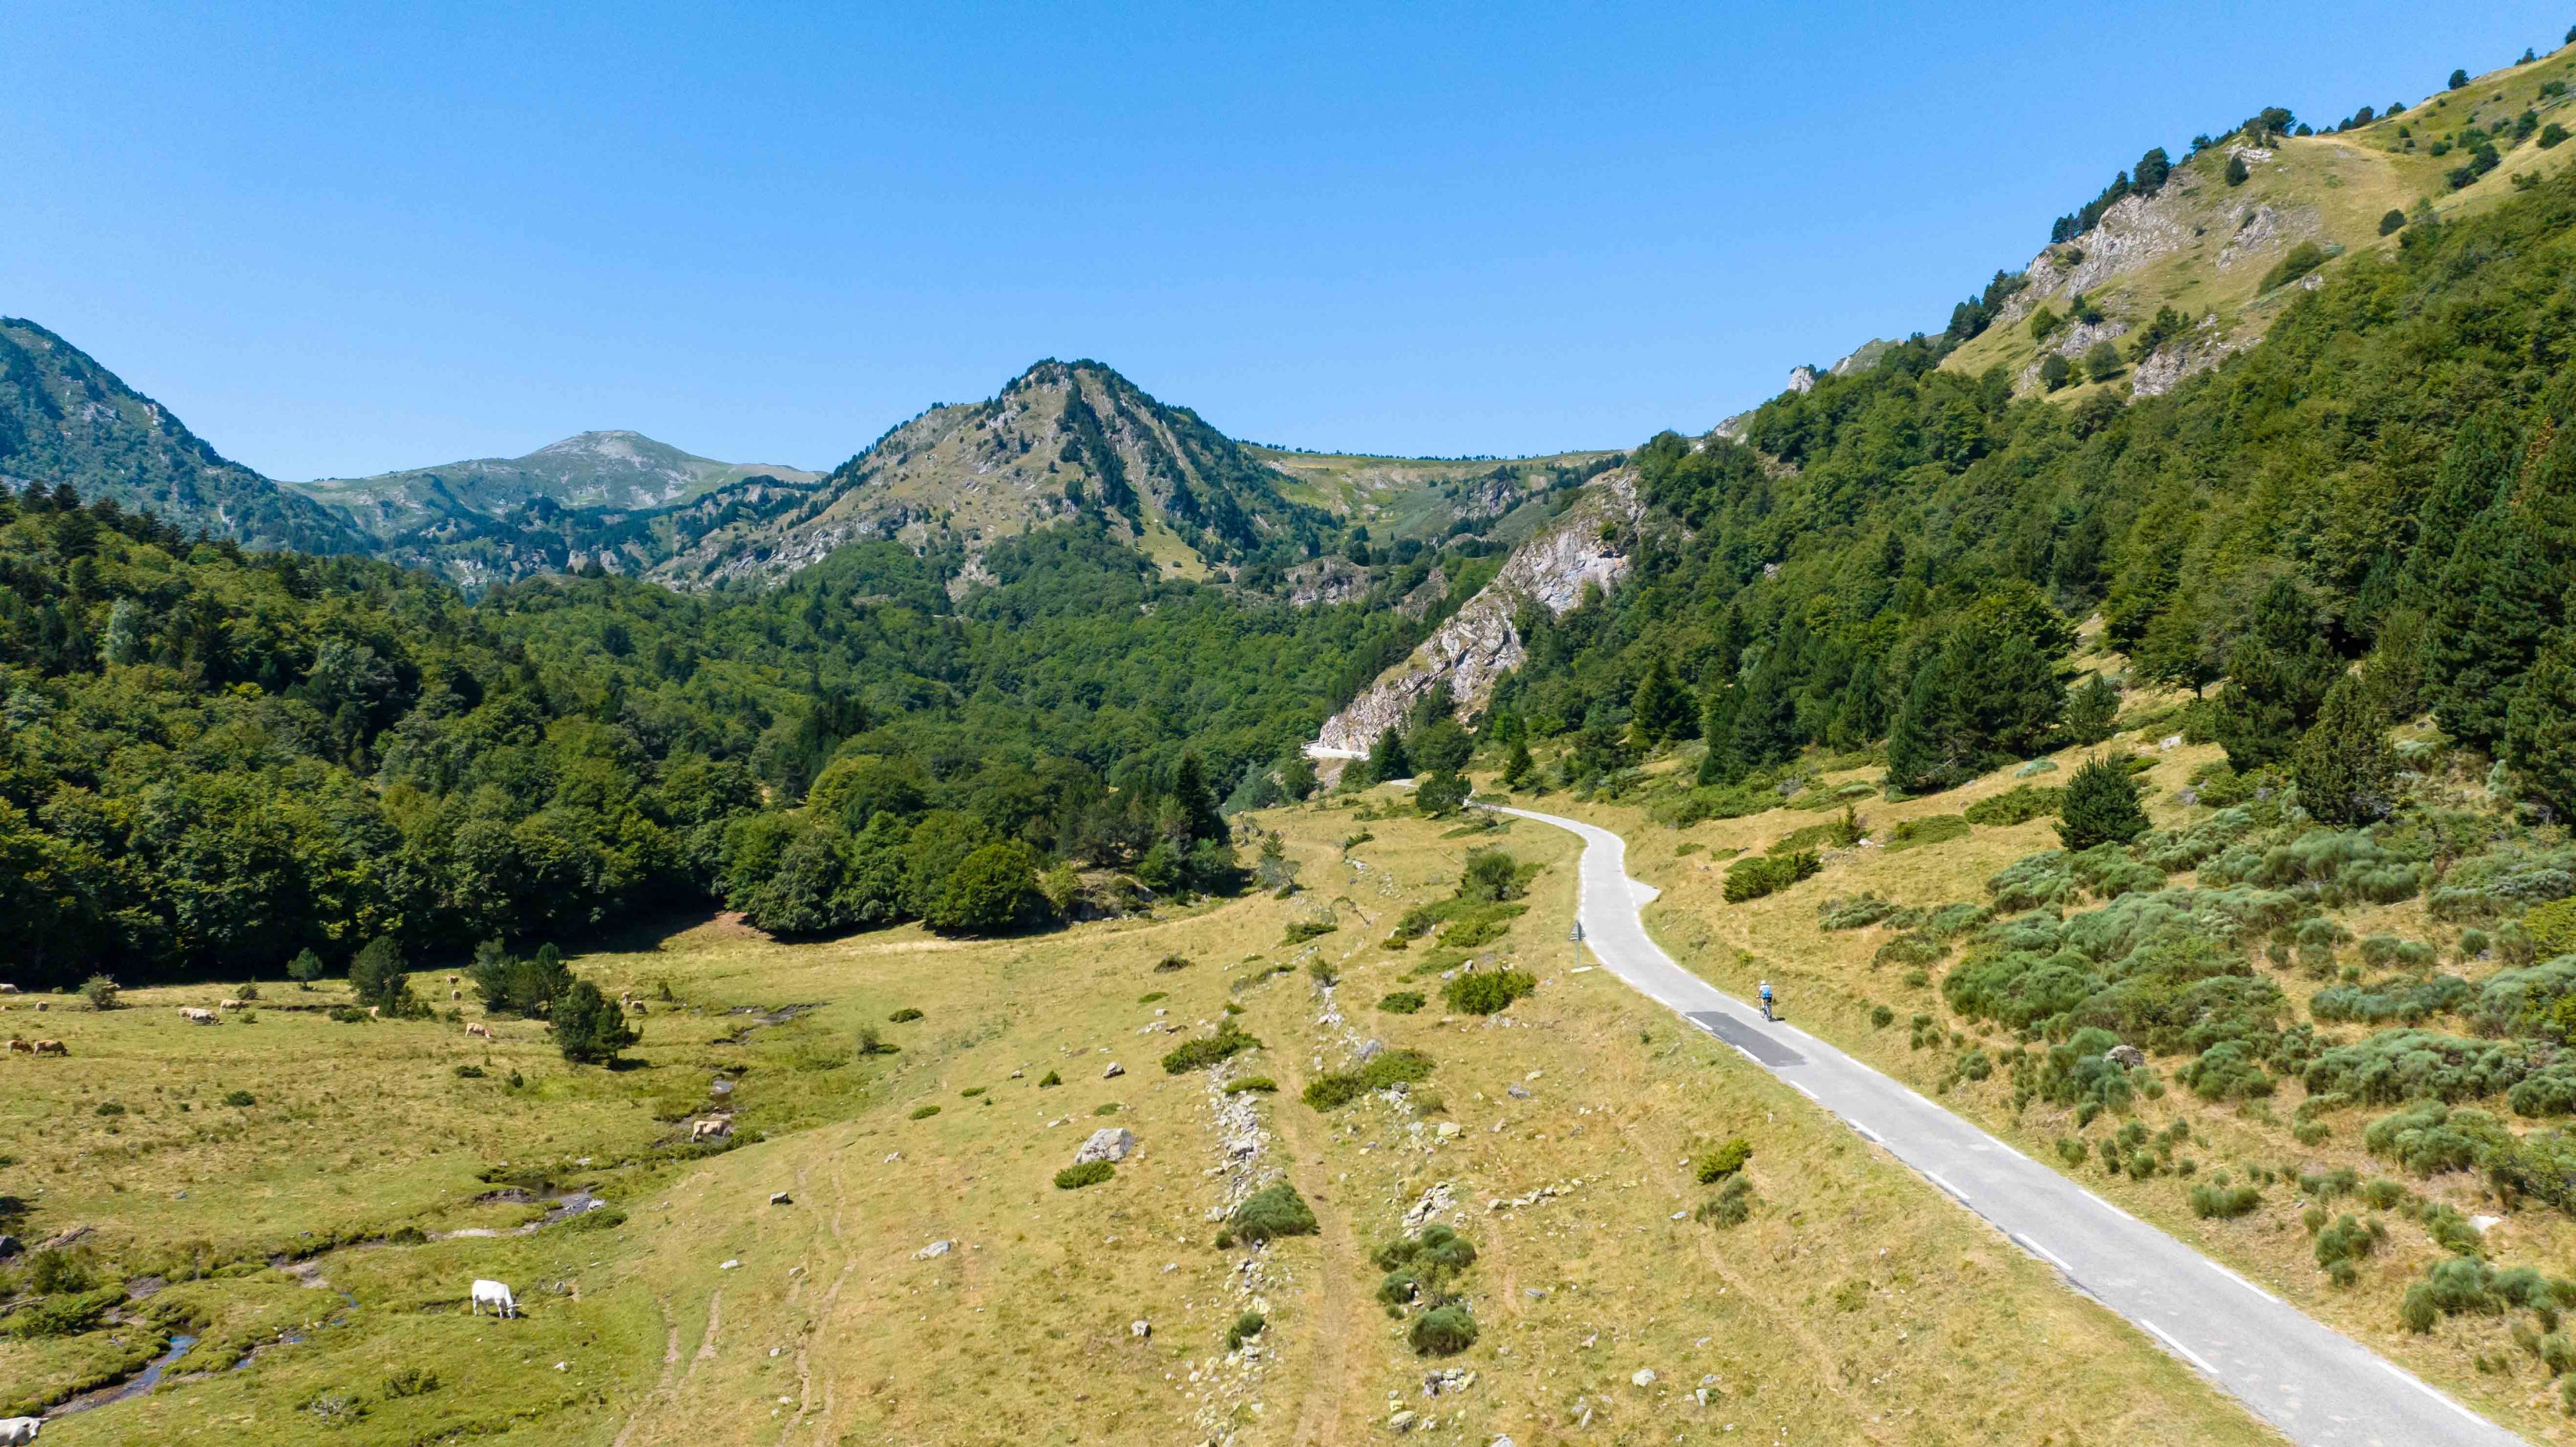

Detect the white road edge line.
[
  {"left": 1919, "top": 1168, "right": 1968, "bottom": 1204},
  {"left": 2205, "top": 1258, "right": 2283, "bottom": 1305},
  {"left": 2014, "top": 1233, "right": 2075, "bottom": 1274},
  {"left": 2144, "top": 1320, "right": 2218, "bottom": 1376},
  {"left": 1788, "top": 1081, "right": 1821, "bottom": 1103},
  {"left": 2385, "top": 1360, "right": 2493, "bottom": 1425}
]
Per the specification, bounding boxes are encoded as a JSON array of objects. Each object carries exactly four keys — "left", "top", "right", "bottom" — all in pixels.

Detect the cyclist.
[{"left": 1757, "top": 978, "right": 1775, "bottom": 1022}]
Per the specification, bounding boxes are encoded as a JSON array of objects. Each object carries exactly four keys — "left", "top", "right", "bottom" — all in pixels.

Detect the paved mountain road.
[{"left": 1490, "top": 803, "right": 2525, "bottom": 1447}]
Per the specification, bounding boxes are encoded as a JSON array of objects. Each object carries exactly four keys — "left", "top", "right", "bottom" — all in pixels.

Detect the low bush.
[
  {"left": 1725, "top": 850, "right": 1820, "bottom": 902},
  {"left": 1443, "top": 968, "right": 1536, "bottom": 1016},
  {"left": 1882, "top": 815, "right": 1971, "bottom": 853},
  {"left": 1965, "top": 785, "right": 2065, "bottom": 828},
  {"left": 1989, "top": 852, "right": 2077, "bottom": 912},
  {"left": 1163, "top": 1020, "right": 1262, "bottom": 1074},
  {"left": 1818, "top": 894, "right": 1902, "bottom": 931},
  {"left": 1303, "top": 1048, "right": 1438, "bottom": 1109},
  {"left": 1224, "top": 1076, "right": 1277, "bottom": 1094},
  {"left": 1378, "top": 991, "right": 1426, "bottom": 1014},
  {"left": 909, "top": 1104, "right": 942, "bottom": 1120},
  {"left": 1154, "top": 954, "right": 1193, "bottom": 972},
  {"left": 1692, "top": 1138, "right": 1753, "bottom": 1182},
  {"left": 2190, "top": 1183, "right": 2262, "bottom": 1219},
  {"left": 1054, "top": 1161, "right": 1114, "bottom": 1189},
  {"left": 1873, "top": 932, "right": 1948, "bottom": 968},
  {"left": 1282, "top": 917, "right": 1339, "bottom": 945},
  {"left": 1230, "top": 1182, "right": 1319, "bottom": 1241},
  {"left": 1226, "top": 1310, "right": 1266, "bottom": 1351},
  {"left": 2303, "top": 1030, "right": 2530, "bottom": 1105},
  {"left": 1695, "top": 1173, "right": 1754, "bottom": 1227},
  {"left": 222, "top": 1089, "right": 256, "bottom": 1106},
  {"left": 888, "top": 1008, "right": 924, "bottom": 1023},
  {"left": 2363, "top": 1101, "right": 2510, "bottom": 1176},
  {"left": 2313, "top": 1213, "right": 2385, "bottom": 1286},
  {"left": 1037, "top": 1069, "right": 1061, "bottom": 1088},
  {"left": 1408, "top": 1303, "right": 1478, "bottom": 1356}
]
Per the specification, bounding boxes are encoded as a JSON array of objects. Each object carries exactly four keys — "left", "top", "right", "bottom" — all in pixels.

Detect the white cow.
[
  {"left": 470, "top": 1278, "right": 516, "bottom": 1319},
  {"left": 0, "top": 1415, "right": 40, "bottom": 1443}
]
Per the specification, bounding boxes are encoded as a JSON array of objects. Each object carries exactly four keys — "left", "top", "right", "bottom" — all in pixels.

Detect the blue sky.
[{"left": 5, "top": 3, "right": 2568, "bottom": 477}]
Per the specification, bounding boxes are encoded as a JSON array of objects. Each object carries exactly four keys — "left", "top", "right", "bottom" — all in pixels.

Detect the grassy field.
[
  {"left": 1493, "top": 681, "right": 2576, "bottom": 1442},
  {"left": 0, "top": 803, "right": 2280, "bottom": 1444}
]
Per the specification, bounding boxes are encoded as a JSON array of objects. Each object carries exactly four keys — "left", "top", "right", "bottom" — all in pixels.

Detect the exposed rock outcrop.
[{"left": 1310, "top": 471, "right": 1643, "bottom": 760}]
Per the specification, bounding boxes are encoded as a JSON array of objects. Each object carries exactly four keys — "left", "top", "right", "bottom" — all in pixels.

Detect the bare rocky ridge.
[{"left": 1310, "top": 469, "right": 1643, "bottom": 762}]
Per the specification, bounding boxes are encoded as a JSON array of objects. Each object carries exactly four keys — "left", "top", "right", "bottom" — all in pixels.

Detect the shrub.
[
  {"left": 1443, "top": 968, "right": 1536, "bottom": 1015},
  {"left": 383, "top": 1366, "right": 441, "bottom": 1398},
  {"left": 910, "top": 1104, "right": 942, "bottom": 1120},
  {"left": 1378, "top": 991, "right": 1426, "bottom": 1014},
  {"left": 1230, "top": 1182, "right": 1319, "bottom": 1241},
  {"left": 1989, "top": 852, "right": 2076, "bottom": 911},
  {"left": 1037, "top": 1069, "right": 1061, "bottom": 1088},
  {"left": 1870, "top": 1004, "right": 1894, "bottom": 1027},
  {"left": 889, "top": 1008, "right": 924, "bottom": 1023},
  {"left": 1226, "top": 1310, "right": 1267, "bottom": 1351},
  {"left": 287, "top": 948, "right": 325, "bottom": 987},
  {"left": 454, "top": 1064, "right": 485, "bottom": 1078},
  {"left": 2261, "top": 241, "right": 2329, "bottom": 292},
  {"left": 1303, "top": 1048, "right": 1437, "bottom": 1109},
  {"left": 1693, "top": 1138, "right": 1753, "bottom": 1182},
  {"left": 2190, "top": 1183, "right": 2262, "bottom": 1219},
  {"left": 1054, "top": 1160, "right": 1114, "bottom": 1189},
  {"left": 222, "top": 1089, "right": 256, "bottom": 1107},
  {"left": 2311, "top": 974, "right": 2471, "bottom": 1025},
  {"left": 1965, "top": 786, "right": 2065, "bottom": 827},
  {"left": 1457, "top": 849, "right": 1528, "bottom": 904},
  {"left": 81, "top": 974, "right": 120, "bottom": 1010},
  {"left": 2179, "top": 1041, "right": 2272, "bottom": 1100},
  {"left": 1818, "top": 894, "right": 1902, "bottom": 931},
  {"left": 2400, "top": 1283, "right": 2440, "bottom": 1332},
  {"left": 553, "top": 978, "right": 639, "bottom": 1065},
  {"left": 2314, "top": 1213, "right": 2385, "bottom": 1286},
  {"left": 1224, "top": 1076, "right": 1277, "bottom": 1094},
  {"left": 1282, "top": 918, "right": 1338, "bottom": 944},
  {"left": 2513, "top": 1063, "right": 2576, "bottom": 1118},
  {"left": 1408, "top": 1303, "right": 1479, "bottom": 1356},
  {"left": 1163, "top": 1020, "right": 1262, "bottom": 1074},
  {"left": 1873, "top": 932, "right": 1947, "bottom": 968},
  {"left": 2304, "top": 1030, "right": 2530, "bottom": 1104},
  {"left": 1882, "top": 815, "right": 1970, "bottom": 853},
  {"left": 1696, "top": 1173, "right": 1755, "bottom": 1227},
  {"left": 2363, "top": 1100, "right": 2510, "bottom": 1175},
  {"left": 327, "top": 1004, "right": 370, "bottom": 1023},
  {"left": 1725, "top": 851, "right": 1820, "bottom": 902}
]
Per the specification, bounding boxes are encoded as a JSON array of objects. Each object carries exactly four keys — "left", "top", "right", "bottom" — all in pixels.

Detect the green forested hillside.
[
  {"left": 0, "top": 317, "right": 370, "bottom": 555},
  {"left": 1486, "top": 157, "right": 2576, "bottom": 828},
  {"left": 0, "top": 494, "right": 1461, "bottom": 985}
]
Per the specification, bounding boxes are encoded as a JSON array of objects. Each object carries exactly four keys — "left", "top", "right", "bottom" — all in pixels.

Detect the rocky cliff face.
[{"left": 1310, "top": 470, "right": 1643, "bottom": 761}]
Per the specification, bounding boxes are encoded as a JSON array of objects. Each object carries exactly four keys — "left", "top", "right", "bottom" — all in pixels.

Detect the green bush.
[
  {"left": 2260, "top": 241, "right": 2329, "bottom": 292},
  {"left": 1225, "top": 1310, "right": 1267, "bottom": 1351},
  {"left": 1224, "top": 1076, "right": 1276, "bottom": 1094},
  {"left": 1037, "top": 1069, "right": 1061, "bottom": 1088},
  {"left": 910, "top": 1104, "right": 942, "bottom": 1120},
  {"left": 1724, "top": 850, "right": 1820, "bottom": 902},
  {"left": 1055, "top": 1160, "right": 1114, "bottom": 1189},
  {"left": 1282, "top": 917, "right": 1338, "bottom": 944},
  {"left": 2189, "top": 1183, "right": 2262, "bottom": 1219},
  {"left": 1377, "top": 991, "right": 1426, "bottom": 1014},
  {"left": 1695, "top": 1173, "right": 1754, "bottom": 1228},
  {"left": 1882, "top": 815, "right": 1970, "bottom": 853},
  {"left": 2303, "top": 1030, "right": 2530, "bottom": 1105},
  {"left": 1408, "top": 1303, "right": 1479, "bottom": 1356},
  {"left": 1692, "top": 1138, "right": 1753, "bottom": 1182},
  {"left": 1872, "top": 932, "right": 1947, "bottom": 968},
  {"left": 222, "top": 1089, "right": 256, "bottom": 1107},
  {"left": 2363, "top": 1100, "right": 2510, "bottom": 1175},
  {"left": 1818, "top": 894, "right": 1901, "bottom": 931},
  {"left": 1162, "top": 1020, "right": 1261, "bottom": 1074},
  {"left": 1870, "top": 1004, "right": 1894, "bottom": 1028},
  {"left": 2313, "top": 1213, "right": 2385, "bottom": 1286},
  {"left": 1229, "top": 1182, "right": 1319, "bottom": 1241},
  {"left": 1964, "top": 785, "right": 2064, "bottom": 827},
  {"left": 889, "top": 1007, "right": 924, "bottom": 1023},
  {"left": 2057, "top": 757, "right": 2150, "bottom": 851},
  {"left": 1442, "top": 968, "right": 1536, "bottom": 1015},
  {"left": 2311, "top": 974, "right": 2471, "bottom": 1025},
  {"left": 1303, "top": 1048, "right": 1438, "bottom": 1109}
]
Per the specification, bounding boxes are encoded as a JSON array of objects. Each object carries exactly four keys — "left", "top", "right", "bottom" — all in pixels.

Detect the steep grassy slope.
[
  {"left": 1253, "top": 446, "right": 1621, "bottom": 546},
  {"left": 1946, "top": 45, "right": 2576, "bottom": 402},
  {"left": 0, "top": 319, "right": 369, "bottom": 555},
  {"left": 0, "top": 808, "right": 2276, "bottom": 1445}
]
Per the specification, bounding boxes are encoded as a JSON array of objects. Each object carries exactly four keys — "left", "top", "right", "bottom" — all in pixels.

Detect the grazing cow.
[
  {"left": 5, "top": 1039, "right": 30, "bottom": 1054},
  {"left": 464, "top": 1022, "right": 493, "bottom": 1039},
  {"left": 367, "top": 1005, "right": 381, "bottom": 1020},
  {"left": 179, "top": 1007, "right": 219, "bottom": 1025},
  {"left": 446, "top": 974, "right": 459, "bottom": 986},
  {"left": 0, "top": 983, "right": 18, "bottom": 994},
  {"left": 690, "top": 1118, "right": 731, "bottom": 1141},
  {"left": 470, "top": 1278, "right": 516, "bottom": 1318},
  {"left": 220, "top": 999, "right": 246, "bottom": 1010},
  {"left": 32, "top": 1040, "right": 67, "bottom": 1056},
  {"left": 0, "top": 1413, "right": 41, "bottom": 1442}
]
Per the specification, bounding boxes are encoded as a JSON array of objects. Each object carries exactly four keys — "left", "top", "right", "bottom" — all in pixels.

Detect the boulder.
[
  {"left": 1130, "top": 1319, "right": 1151, "bottom": 1338},
  {"left": 1075, "top": 1127, "right": 1137, "bottom": 1164},
  {"left": 914, "top": 1240, "right": 953, "bottom": 1259},
  {"left": 2106, "top": 1044, "right": 2147, "bottom": 1069},
  {"left": 769, "top": 1192, "right": 793, "bottom": 1207},
  {"left": 1631, "top": 1368, "right": 1657, "bottom": 1387},
  {"left": 1103, "top": 1062, "right": 1126, "bottom": 1079},
  {"left": 1355, "top": 1039, "right": 1385, "bottom": 1063}
]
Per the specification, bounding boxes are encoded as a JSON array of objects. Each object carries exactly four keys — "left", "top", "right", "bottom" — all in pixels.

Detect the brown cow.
[
  {"left": 5, "top": 1039, "right": 31, "bottom": 1054},
  {"left": 464, "top": 1022, "right": 493, "bottom": 1040},
  {"left": 179, "top": 1007, "right": 219, "bottom": 1025},
  {"left": 32, "top": 1041, "right": 66, "bottom": 1056}
]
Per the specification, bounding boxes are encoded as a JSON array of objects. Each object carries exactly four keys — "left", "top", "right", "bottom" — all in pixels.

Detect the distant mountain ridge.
[
  {"left": 285, "top": 430, "right": 819, "bottom": 533},
  {"left": 0, "top": 317, "right": 371, "bottom": 554}
]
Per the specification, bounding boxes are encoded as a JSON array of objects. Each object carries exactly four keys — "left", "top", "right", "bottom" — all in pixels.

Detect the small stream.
[{"left": 47, "top": 1332, "right": 196, "bottom": 1417}]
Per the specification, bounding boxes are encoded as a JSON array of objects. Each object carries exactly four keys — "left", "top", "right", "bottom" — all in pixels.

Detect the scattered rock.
[
  {"left": 914, "top": 1240, "right": 954, "bottom": 1259},
  {"left": 1434, "top": 1122, "right": 1461, "bottom": 1140},
  {"left": 1631, "top": 1368, "right": 1657, "bottom": 1388},
  {"left": 1103, "top": 1062, "right": 1126, "bottom": 1079},
  {"left": 2106, "top": 1044, "right": 2146, "bottom": 1069},
  {"left": 1401, "top": 1182, "right": 1456, "bottom": 1234},
  {"left": 1076, "top": 1127, "right": 1138, "bottom": 1165},
  {"left": 1131, "top": 1319, "right": 1152, "bottom": 1339},
  {"left": 1505, "top": 1084, "right": 1531, "bottom": 1100},
  {"left": 1389, "top": 1409, "right": 1419, "bottom": 1431},
  {"left": 1355, "top": 1039, "right": 1385, "bottom": 1063},
  {"left": 1423, "top": 1366, "right": 1476, "bottom": 1396},
  {"left": 718, "top": 1259, "right": 740, "bottom": 1271}
]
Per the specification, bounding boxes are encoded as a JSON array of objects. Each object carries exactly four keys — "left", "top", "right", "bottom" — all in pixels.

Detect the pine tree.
[
  {"left": 1629, "top": 659, "right": 1695, "bottom": 747},
  {"left": 553, "top": 977, "right": 639, "bottom": 1065},
  {"left": 287, "top": 948, "right": 325, "bottom": 990},
  {"left": 348, "top": 935, "right": 409, "bottom": 1010},
  {"left": 2065, "top": 672, "right": 2121, "bottom": 744},
  {"left": 1884, "top": 652, "right": 1973, "bottom": 794},
  {"left": 2213, "top": 576, "right": 2343, "bottom": 770},
  {"left": 2504, "top": 630, "right": 2576, "bottom": 820},
  {"left": 1366, "top": 727, "right": 1410, "bottom": 785},
  {"left": 1500, "top": 737, "right": 1533, "bottom": 789},
  {"left": 2293, "top": 673, "right": 2400, "bottom": 825},
  {"left": 2424, "top": 506, "right": 2566, "bottom": 749},
  {"left": 2057, "top": 755, "right": 2151, "bottom": 849},
  {"left": 2403, "top": 409, "right": 2513, "bottom": 604},
  {"left": 1729, "top": 636, "right": 1806, "bottom": 772},
  {"left": 1172, "top": 752, "right": 1225, "bottom": 845},
  {"left": 1971, "top": 634, "right": 2065, "bottom": 760},
  {"left": 1696, "top": 681, "right": 1742, "bottom": 785}
]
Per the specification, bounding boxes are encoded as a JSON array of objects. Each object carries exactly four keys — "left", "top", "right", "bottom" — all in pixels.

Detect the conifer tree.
[
  {"left": 2504, "top": 630, "right": 2576, "bottom": 820},
  {"left": 1366, "top": 727, "right": 1410, "bottom": 785},
  {"left": 1500, "top": 737, "right": 1533, "bottom": 789},
  {"left": 2065, "top": 672, "right": 2121, "bottom": 744},
  {"left": 1971, "top": 633, "right": 2065, "bottom": 759},
  {"left": 2293, "top": 673, "right": 2400, "bottom": 824},
  {"left": 1696, "top": 681, "right": 1742, "bottom": 785},
  {"left": 2402, "top": 409, "right": 2513, "bottom": 604},
  {"left": 1628, "top": 658, "right": 1695, "bottom": 747},
  {"left": 1884, "top": 653, "right": 1972, "bottom": 794},
  {"left": 2424, "top": 506, "right": 2566, "bottom": 749},
  {"left": 2057, "top": 755, "right": 2150, "bottom": 850},
  {"left": 1729, "top": 638, "right": 1806, "bottom": 772},
  {"left": 2213, "top": 576, "right": 2343, "bottom": 769},
  {"left": 553, "top": 977, "right": 639, "bottom": 1064}
]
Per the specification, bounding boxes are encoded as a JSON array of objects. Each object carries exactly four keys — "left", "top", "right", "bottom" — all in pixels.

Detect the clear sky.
[{"left": 5, "top": 3, "right": 2568, "bottom": 478}]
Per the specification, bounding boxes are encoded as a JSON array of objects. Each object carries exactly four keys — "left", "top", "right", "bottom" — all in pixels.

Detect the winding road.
[{"left": 1493, "top": 803, "right": 2527, "bottom": 1447}]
